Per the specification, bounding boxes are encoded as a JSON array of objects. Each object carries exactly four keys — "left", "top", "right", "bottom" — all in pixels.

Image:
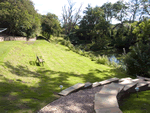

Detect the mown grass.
[
  {"left": 120, "top": 90, "right": 150, "bottom": 113},
  {"left": 0, "top": 39, "right": 129, "bottom": 113}
]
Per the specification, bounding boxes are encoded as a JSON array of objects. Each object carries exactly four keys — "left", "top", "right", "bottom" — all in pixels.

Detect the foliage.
[
  {"left": 120, "top": 90, "right": 150, "bottom": 113},
  {"left": 123, "top": 42, "right": 150, "bottom": 77},
  {"left": 127, "top": 0, "right": 150, "bottom": 22},
  {"left": 62, "top": 0, "right": 82, "bottom": 35},
  {"left": 0, "top": 0, "right": 41, "bottom": 38},
  {"left": 132, "top": 19, "right": 150, "bottom": 44},
  {"left": 111, "top": 23, "right": 137, "bottom": 50},
  {"left": 97, "top": 55, "right": 109, "bottom": 65},
  {"left": 41, "top": 13, "right": 62, "bottom": 40},
  {"left": 113, "top": 1, "right": 128, "bottom": 23},
  {"left": 76, "top": 5, "right": 111, "bottom": 50}
]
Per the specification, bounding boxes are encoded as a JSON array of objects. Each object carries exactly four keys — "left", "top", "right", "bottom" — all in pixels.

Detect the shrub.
[
  {"left": 96, "top": 55, "right": 109, "bottom": 65},
  {"left": 90, "top": 55, "right": 97, "bottom": 61},
  {"left": 123, "top": 42, "right": 150, "bottom": 77}
]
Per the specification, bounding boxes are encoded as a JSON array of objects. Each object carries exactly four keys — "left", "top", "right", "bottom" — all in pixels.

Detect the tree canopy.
[
  {"left": 0, "top": 0, "right": 41, "bottom": 38},
  {"left": 41, "top": 13, "right": 62, "bottom": 39}
]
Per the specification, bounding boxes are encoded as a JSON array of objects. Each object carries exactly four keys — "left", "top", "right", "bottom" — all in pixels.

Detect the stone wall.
[{"left": 0, "top": 34, "right": 36, "bottom": 42}]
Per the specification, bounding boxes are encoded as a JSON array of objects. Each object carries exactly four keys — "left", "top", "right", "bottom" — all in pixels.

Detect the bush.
[
  {"left": 123, "top": 42, "right": 150, "bottom": 77},
  {"left": 96, "top": 55, "right": 109, "bottom": 65}
]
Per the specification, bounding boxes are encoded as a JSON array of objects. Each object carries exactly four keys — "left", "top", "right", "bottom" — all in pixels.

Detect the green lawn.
[
  {"left": 0, "top": 40, "right": 129, "bottom": 113},
  {"left": 120, "top": 90, "right": 150, "bottom": 113}
]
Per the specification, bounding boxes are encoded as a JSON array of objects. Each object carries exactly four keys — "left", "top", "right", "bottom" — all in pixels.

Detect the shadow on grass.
[
  {"left": 119, "top": 91, "right": 150, "bottom": 113},
  {"left": 37, "top": 36, "right": 50, "bottom": 43},
  {"left": 0, "top": 61, "right": 129, "bottom": 113}
]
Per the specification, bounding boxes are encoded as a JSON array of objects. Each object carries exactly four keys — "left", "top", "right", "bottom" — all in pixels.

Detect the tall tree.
[
  {"left": 41, "top": 13, "right": 62, "bottom": 40},
  {"left": 113, "top": 1, "right": 128, "bottom": 23},
  {"left": 101, "top": 2, "right": 114, "bottom": 22},
  {"left": 127, "top": 0, "right": 150, "bottom": 22},
  {"left": 62, "top": 0, "right": 82, "bottom": 35},
  {"left": 0, "top": 0, "right": 41, "bottom": 38},
  {"left": 78, "top": 5, "right": 110, "bottom": 49}
]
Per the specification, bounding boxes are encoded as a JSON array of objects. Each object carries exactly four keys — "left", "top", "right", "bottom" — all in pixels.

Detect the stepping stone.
[
  {"left": 132, "top": 79, "right": 145, "bottom": 83},
  {"left": 119, "top": 79, "right": 133, "bottom": 85},
  {"left": 93, "top": 78, "right": 119, "bottom": 87},
  {"left": 58, "top": 83, "right": 85, "bottom": 96},
  {"left": 99, "top": 77, "right": 119, "bottom": 85},
  {"left": 84, "top": 82, "right": 92, "bottom": 88},
  {"left": 95, "top": 107, "right": 123, "bottom": 113},
  {"left": 144, "top": 77, "right": 150, "bottom": 81},
  {"left": 119, "top": 77, "right": 132, "bottom": 82},
  {"left": 92, "top": 82, "right": 101, "bottom": 87},
  {"left": 137, "top": 82, "right": 149, "bottom": 91},
  {"left": 98, "top": 83, "right": 124, "bottom": 95},
  {"left": 94, "top": 93, "right": 119, "bottom": 110},
  {"left": 123, "top": 83, "right": 137, "bottom": 92},
  {"left": 137, "top": 76, "right": 150, "bottom": 81}
]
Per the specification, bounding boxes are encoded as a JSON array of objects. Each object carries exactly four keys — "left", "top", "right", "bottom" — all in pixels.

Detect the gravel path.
[{"left": 38, "top": 86, "right": 103, "bottom": 113}]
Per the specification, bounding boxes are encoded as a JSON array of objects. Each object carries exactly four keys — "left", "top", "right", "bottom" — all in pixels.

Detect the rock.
[
  {"left": 95, "top": 107, "right": 123, "bottom": 113},
  {"left": 84, "top": 82, "right": 92, "bottom": 88},
  {"left": 92, "top": 82, "right": 101, "bottom": 87},
  {"left": 119, "top": 77, "right": 132, "bottom": 82},
  {"left": 58, "top": 83, "right": 85, "bottom": 96},
  {"left": 98, "top": 83, "right": 124, "bottom": 95},
  {"left": 132, "top": 79, "right": 145, "bottom": 83},
  {"left": 94, "top": 93, "right": 119, "bottom": 110},
  {"left": 99, "top": 77, "right": 119, "bottom": 85},
  {"left": 123, "top": 83, "right": 137, "bottom": 93},
  {"left": 119, "top": 79, "right": 133, "bottom": 85}
]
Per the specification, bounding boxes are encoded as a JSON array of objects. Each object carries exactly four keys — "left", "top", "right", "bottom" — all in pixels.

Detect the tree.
[
  {"left": 113, "top": 1, "right": 128, "bottom": 23},
  {"left": 41, "top": 13, "right": 62, "bottom": 40},
  {"left": 101, "top": 2, "right": 114, "bottom": 22},
  {"left": 132, "top": 19, "right": 150, "bottom": 44},
  {"left": 0, "top": 0, "right": 41, "bottom": 38},
  {"left": 78, "top": 5, "right": 110, "bottom": 49},
  {"left": 62, "top": 0, "right": 82, "bottom": 35},
  {"left": 127, "top": 0, "right": 150, "bottom": 22}
]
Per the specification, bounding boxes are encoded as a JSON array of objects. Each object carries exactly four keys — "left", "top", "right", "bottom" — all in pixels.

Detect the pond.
[
  {"left": 109, "top": 55, "right": 120, "bottom": 64},
  {"left": 108, "top": 54, "right": 126, "bottom": 71}
]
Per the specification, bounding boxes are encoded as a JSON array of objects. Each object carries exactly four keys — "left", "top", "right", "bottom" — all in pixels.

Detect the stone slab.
[
  {"left": 84, "top": 82, "right": 92, "bottom": 88},
  {"left": 92, "top": 82, "right": 101, "bottom": 87},
  {"left": 144, "top": 77, "right": 150, "bottom": 81},
  {"left": 123, "top": 83, "right": 137, "bottom": 92},
  {"left": 136, "top": 82, "right": 149, "bottom": 91},
  {"left": 95, "top": 107, "right": 123, "bottom": 113},
  {"left": 99, "top": 77, "right": 119, "bottom": 85},
  {"left": 137, "top": 76, "right": 150, "bottom": 81},
  {"left": 132, "top": 79, "right": 145, "bottom": 83},
  {"left": 94, "top": 93, "right": 119, "bottom": 110},
  {"left": 98, "top": 83, "right": 124, "bottom": 95},
  {"left": 137, "top": 82, "right": 148, "bottom": 87},
  {"left": 119, "top": 79, "right": 133, "bottom": 85},
  {"left": 119, "top": 77, "right": 132, "bottom": 82},
  {"left": 58, "top": 83, "right": 85, "bottom": 96}
]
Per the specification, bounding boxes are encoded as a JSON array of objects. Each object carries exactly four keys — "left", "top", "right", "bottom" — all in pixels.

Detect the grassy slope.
[
  {"left": 120, "top": 90, "right": 150, "bottom": 113},
  {"left": 0, "top": 40, "right": 128, "bottom": 113}
]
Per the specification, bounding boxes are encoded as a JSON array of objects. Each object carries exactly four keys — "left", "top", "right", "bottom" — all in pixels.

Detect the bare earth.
[{"left": 38, "top": 86, "right": 103, "bottom": 113}]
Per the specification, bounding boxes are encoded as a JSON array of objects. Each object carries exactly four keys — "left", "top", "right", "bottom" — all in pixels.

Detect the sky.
[{"left": 32, "top": 0, "right": 129, "bottom": 24}]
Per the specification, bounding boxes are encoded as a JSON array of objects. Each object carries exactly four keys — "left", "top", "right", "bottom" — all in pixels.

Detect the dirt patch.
[{"left": 38, "top": 86, "right": 103, "bottom": 113}]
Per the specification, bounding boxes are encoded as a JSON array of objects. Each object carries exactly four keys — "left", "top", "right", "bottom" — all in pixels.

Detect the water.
[
  {"left": 109, "top": 55, "right": 120, "bottom": 64},
  {"left": 108, "top": 55, "right": 126, "bottom": 71}
]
